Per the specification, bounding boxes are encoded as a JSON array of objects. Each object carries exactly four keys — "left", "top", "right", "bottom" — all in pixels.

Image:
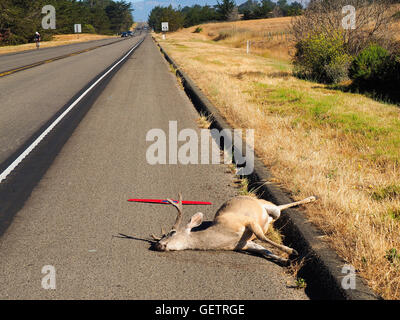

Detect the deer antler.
[
  {"left": 150, "top": 227, "right": 166, "bottom": 241},
  {"left": 166, "top": 193, "right": 183, "bottom": 230},
  {"left": 150, "top": 234, "right": 162, "bottom": 241}
]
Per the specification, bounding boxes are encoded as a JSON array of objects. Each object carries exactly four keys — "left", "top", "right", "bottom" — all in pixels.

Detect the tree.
[
  {"left": 291, "top": 0, "right": 397, "bottom": 55},
  {"left": 148, "top": 6, "right": 164, "bottom": 32},
  {"left": 105, "top": 1, "right": 133, "bottom": 34},
  {"left": 181, "top": 5, "right": 218, "bottom": 28},
  {"left": 240, "top": 0, "right": 275, "bottom": 20},
  {"left": 277, "top": 0, "right": 289, "bottom": 16},
  {"left": 1, "top": 0, "right": 134, "bottom": 45},
  {"left": 216, "top": 0, "right": 236, "bottom": 21},
  {"left": 148, "top": 5, "right": 184, "bottom": 32},
  {"left": 89, "top": 5, "right": 111, "bottom": 34},
  {"left": 256, "top": 0, "right": 276, "bottom": 18},
  {"left": 287, "top": 1, "right": 303, "bottom": 16}
]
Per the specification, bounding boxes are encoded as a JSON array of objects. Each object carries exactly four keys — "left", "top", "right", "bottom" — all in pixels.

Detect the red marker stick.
[{"left": 128, "top": 198, "right": 212, "bottom": 205}]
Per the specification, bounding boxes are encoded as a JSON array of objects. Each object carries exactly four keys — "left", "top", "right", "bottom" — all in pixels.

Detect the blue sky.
[{"left": 130, "top": 0, "right": 250, "bottom": 22}]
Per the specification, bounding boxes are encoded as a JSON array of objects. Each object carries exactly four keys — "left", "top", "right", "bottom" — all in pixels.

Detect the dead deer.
[{"left": 151, "top": 193, "right": 316, "bottom": 264}]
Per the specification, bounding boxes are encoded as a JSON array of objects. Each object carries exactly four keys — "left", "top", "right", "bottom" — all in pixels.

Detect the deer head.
[{"left": 152, "top": 193, "right": 204, "bottom": 251}]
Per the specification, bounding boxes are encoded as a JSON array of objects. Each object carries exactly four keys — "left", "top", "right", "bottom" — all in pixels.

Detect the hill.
[{"left": 154, "top": 16, "right": 400, "bottom": 299}]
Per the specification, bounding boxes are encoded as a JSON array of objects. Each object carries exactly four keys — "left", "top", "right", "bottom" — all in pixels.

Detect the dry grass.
[
  {"left": 0, "top": 33, "right": 116, "bottom": 55},
  {"left": 196, "top": 113, "right": 213, "bottom": 129},
  {"left": 130, "top": 22, "right": 138, "bottom": 31},
  {"left": 154, "top": 16, "right": 400, "bottom": 299},
  {"left": 163, "top": 17, "right": 295, "bottom": 61}
]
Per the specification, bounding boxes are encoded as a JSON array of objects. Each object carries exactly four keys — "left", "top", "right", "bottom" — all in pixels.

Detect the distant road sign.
[
  {"left": 161, "top": 22, "right": 169, "bottom": 32},
  {"left": 74, "top": 24, "right": 82, "bottom": 33}
]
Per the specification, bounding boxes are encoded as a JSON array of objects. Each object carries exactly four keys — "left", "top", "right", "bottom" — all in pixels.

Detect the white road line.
[{"left": 0, "top": 38, "right": 144, "bottom": 184}]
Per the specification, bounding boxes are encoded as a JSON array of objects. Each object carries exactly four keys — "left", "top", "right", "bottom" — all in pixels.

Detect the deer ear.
[{"left": 186, "top": 212, "right": 203, "bottom": 231}]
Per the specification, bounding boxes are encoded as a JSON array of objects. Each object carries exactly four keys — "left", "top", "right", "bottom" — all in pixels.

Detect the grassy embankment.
[{"left": 154, "top": 17, "right": 400, "bottom": 299}]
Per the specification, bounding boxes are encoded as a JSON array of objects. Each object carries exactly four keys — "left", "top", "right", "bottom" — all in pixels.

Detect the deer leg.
[
  {"left": 241, "top": 241, "right": 288, "bottom": 264},
  {"left": 278, "top": 196, "right": 317, "bottom": 211},
  {"left": 246, "top": 219, "right": 298, "bottom": 255}
]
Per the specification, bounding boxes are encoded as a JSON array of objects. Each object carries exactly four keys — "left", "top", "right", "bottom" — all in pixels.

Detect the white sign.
[
  {"left": 161, "top": 22, "right": 169, "bottom": 32},
  {"left": 74, "top": 24, "right": 82, "bottom": 33}
]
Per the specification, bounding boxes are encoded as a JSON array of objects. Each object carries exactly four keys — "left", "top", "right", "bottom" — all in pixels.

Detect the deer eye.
[{"left": 168, "top": 230, "right": 177, "bottom": 236}]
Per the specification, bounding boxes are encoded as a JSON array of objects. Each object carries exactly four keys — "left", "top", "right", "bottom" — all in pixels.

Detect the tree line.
[
  {"left": 240, "top": 0, "right": 303, "bottom": 20},
  {"left": 148, "top": 0, "right": 304, "bottom": 32},
  {"left": 0, "top": 0, "right": 134, "bottom": 45}
]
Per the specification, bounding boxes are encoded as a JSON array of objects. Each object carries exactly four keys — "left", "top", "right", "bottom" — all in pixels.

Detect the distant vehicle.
[
  {"left": 121, "top": 32, "right": 128, "bottom": 38},
  {"left": 127, "top": 31, "right": 133, "bottom": 36}
]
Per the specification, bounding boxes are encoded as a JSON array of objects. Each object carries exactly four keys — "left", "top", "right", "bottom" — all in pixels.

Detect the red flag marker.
[{"left": 128, "top": 198, "right": 212, "bottom": 205}]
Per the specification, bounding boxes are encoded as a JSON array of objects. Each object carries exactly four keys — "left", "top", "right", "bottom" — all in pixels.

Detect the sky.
[{"left": 130, "top": 0, "right": 250, "bottom": 22}]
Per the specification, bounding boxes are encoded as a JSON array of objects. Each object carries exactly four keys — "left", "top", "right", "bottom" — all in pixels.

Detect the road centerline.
[{"left": 0, "top": 38, "right": 127, "bottom": 78}]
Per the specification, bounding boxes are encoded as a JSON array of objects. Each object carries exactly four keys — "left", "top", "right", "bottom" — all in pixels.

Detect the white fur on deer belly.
[
  {"left": 263, "top": 204, "right": 280, "bottom": 220},
  {"left": 261, "top": 207, "right": 272, "bottom": 225},
  {"left": 167, "top": 242, "right": 186, "bottom": 251},
  {"left": 261, "top": 208, "right": 267, "bottom": 221}
]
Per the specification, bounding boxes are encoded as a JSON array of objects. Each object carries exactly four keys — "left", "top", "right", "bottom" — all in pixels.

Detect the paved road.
[
  {"left": 0, "top": 37, "right": 125, "bottom": 74},
  {"left": 0, "top": 35, "right": 308, "bottom": 299},
  {"left": 0, "top": 35, "right": 143, "bottom": 166}
]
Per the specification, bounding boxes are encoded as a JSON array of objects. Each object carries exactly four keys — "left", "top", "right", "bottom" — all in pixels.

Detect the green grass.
[
  {"left": 238, "top": 178, "right": 250, "bottom": 196},
  {"left": 192, "top": 55, "right": 225, "bottom": 66},
  {"left": 371, "top": 184, "right": 400, "bottom": 201},
  {"left": 265, "top": 59, "right": 291, "bottom": 72},
  {"left": 168, "top": 64, "right": 177, "bottom": 74},
  {"left": 295, "top": 277, "right": 307, "bottom": 289},
  {"left": 385, "top": 248, "right": 400, "bottom": 264},
  {"left": 388, "top": 208, "right": 400, "bottom": 221},
  {"left": 171, "top": 43, "right": 189, "bottom": 51},
  {"left": 249, "top": 82, "right": 400, "bottom": 164}
]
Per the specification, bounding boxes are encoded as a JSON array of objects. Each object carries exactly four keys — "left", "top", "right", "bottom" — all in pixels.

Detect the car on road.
[
  {"left": 121, "top": 32, "right": 128, "bottom": 38},
  {"left": 127, "top": 31, "right": 133, "bottom": 37}
]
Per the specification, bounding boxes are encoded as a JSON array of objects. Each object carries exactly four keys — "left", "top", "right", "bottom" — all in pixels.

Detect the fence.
[{"left": 245, "top": 30, "right": 294, "bottom": 54}]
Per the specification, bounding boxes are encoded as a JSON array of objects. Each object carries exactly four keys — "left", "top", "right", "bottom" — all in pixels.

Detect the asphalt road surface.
[
  {"left": 0, "top": 37, "right": 124, "bottom": 74},
  {"left": 0, "top": 35, "right": 142, "bottom": 166},
  {"left": 0, "top": 35, "right": 308, "bottom": 299}
]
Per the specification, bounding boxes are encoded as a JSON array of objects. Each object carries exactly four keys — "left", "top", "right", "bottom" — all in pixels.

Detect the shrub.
[
  {"left": 381, "top": 53, "right": 400, "bottom": 89},
  {"left": 291, "top": 0, "right": 396, "bottom": 57},
  {"left": 40, "top": 32, "right": 54, "bottom": 42},
  {"left": 3, "top": 33, "right": 25, "bottom": 46},
  {"left": 148, "top": 5, "right": 184, "bottom": 32},
  {"left": 293, "top": 31, "right": 351, "bottom": 84},
  {"left": 193, "top": 27, "right": 202, "bottom": 33},
  {"left": 213, "top": 31, "right": 231, "bottom": 41},
  {"left": 83, "top": 24, "right": 96, "bottom": 34},
  {"left": 349, "top": 44, "right": 392, "bottom": 86},
  {"left": 385, "top": 248, "right": 400, "bottom": 265},
  {"left": 323, "top": 53, "right": 353, "bottom": 85},
  {"left": 390, "top": 54, "right": 400, "bottom": 83},
  {"left": 371, "top": 184, "right": 400, "bottom": 201}
]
